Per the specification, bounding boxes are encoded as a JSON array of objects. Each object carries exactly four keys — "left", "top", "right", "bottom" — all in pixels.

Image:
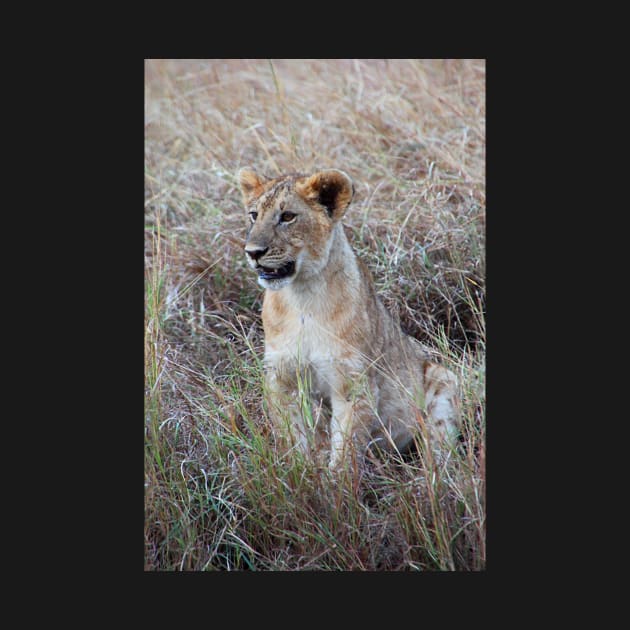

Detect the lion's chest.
[{"left": 263, "top": 310, "right": 343, "bottom": 398}]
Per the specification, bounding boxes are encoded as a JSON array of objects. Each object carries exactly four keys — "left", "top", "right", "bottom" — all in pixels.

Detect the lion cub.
[{"left": 238, "top": 167, "right": 460, "bottom": 471}]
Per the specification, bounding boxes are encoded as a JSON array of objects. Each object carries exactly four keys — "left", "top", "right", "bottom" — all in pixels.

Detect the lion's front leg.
[
  {"left": 328, "top": 374, "right": 377, "bottom": 472},
  {"left": 264, "top": 366, "right": 312, "bottom": 459}
]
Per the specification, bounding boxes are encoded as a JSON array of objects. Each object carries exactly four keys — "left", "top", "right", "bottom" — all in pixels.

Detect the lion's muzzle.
[{"left": 256, "top": 260, "right": 295, "bottom": 281}]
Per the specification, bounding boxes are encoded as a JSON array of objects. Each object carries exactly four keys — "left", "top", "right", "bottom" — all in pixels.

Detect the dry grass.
[{"left": 144, "top": 59, "right": 485, "bottom": 571}]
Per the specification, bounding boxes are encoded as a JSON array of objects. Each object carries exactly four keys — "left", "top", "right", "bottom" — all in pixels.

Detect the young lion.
[{"left": 238, "top": 167, "right": 460, "bottom": 471}]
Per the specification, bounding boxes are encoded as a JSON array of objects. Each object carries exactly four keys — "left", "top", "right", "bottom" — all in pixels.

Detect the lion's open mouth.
[{"left": 256, "top": 260, "right": 296, "bottom": 280}]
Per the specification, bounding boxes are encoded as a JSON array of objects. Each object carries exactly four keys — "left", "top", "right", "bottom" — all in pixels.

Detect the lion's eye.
[
  {"left": 280, "top": 211, "right": 297, "bottom": 223},
  {"left": 249, "top": 212, "right": 258, "bottom": 223}
]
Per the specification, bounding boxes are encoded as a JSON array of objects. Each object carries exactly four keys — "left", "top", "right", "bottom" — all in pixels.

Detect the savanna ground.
[{"left": 144, "top": 59, "right": 485, "bottom": 570}]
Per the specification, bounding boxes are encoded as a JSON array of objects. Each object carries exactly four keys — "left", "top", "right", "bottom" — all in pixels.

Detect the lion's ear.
[
  {"left": 237, "top": 168, "right": 267, "bottom": 205},
  {"left": 296, "top": 169, "right": 354, "bottom": 220}
]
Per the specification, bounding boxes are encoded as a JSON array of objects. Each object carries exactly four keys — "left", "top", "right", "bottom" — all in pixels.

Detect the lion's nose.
[{"left": 245, "top": 246, "right": 269, "bottom": 261}]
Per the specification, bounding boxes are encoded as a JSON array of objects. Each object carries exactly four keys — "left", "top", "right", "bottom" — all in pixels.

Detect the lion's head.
[{"left": 237, "top": 168, "right": 354, "bottom": 290}]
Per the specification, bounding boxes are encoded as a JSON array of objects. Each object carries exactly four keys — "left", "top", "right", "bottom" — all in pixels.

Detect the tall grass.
[{"left": 144, "top": 59, "right": 485, "bottom": 570}]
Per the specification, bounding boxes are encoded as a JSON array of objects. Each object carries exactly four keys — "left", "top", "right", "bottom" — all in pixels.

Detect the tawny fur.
[{"left": 238, "top": 167, "right": 460, "bottom": 471}]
